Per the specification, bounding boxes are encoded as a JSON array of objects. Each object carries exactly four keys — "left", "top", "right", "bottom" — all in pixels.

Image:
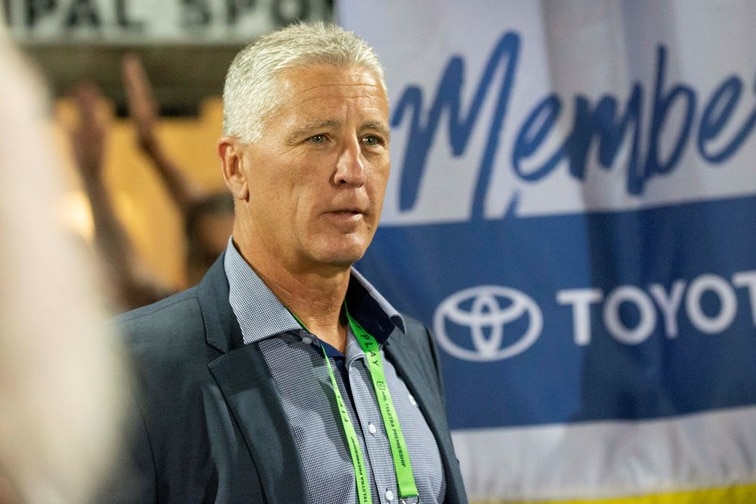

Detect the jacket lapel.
[
  {"left": 385, "top": 332, "right": 450, "bottom": 452},
  {"left": 198, "top": 257, "right": 309, "bottom": 504},
  {"left": 385, "top": 327, "right": 466, "bottom": 504},
  {"left": 209, "top": 346, "right": 308, "bottom": 504}
]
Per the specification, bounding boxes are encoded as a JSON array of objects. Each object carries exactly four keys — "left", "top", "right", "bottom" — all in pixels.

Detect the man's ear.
[{"left": 218, "top": 137, "right": 249, "bottom": 201}]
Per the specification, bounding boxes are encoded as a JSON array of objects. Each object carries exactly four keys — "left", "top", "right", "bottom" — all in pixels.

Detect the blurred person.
[
  {"left": 108, "top": 22, "right": 468, "bottom": 504},
  {"left": 0, "top": 33, "right": 125, "bottom": 504},
  {"left": 69, "top": 56, "right": 234, "bottom": 312},
  {"left": 70, "top": 81, "right": 174, "bottom": 311},
  {"left": 121, "top": 54, "right": 234, "bottom": 286}
]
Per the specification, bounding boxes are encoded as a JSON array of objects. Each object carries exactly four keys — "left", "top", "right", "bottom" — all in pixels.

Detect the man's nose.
[{"left": 334, "top": 137, "right": 366, "bottom": 186}]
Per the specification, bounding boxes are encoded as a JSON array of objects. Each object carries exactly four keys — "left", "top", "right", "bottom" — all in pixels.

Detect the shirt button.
[
  {"left": 385, "top": 490, "right": 394, "bottom": 501},
  {"left": 368, "top": 422, "right": 377, "bottom": 435},
  {"left": 408, "top": 393, "right": 417, "bottom": 406},
  {"left": 301, "top": 336, "right": 312, "bottom": 345}
]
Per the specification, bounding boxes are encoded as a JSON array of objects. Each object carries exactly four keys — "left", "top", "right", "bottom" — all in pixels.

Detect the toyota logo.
[{"left": 433, "top": 285, "right": 543, "bottom": 361}]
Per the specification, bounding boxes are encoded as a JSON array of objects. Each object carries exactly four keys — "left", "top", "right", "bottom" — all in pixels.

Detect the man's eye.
[
  {"left": 362, "top": 135, "right": 383, "bottom": 146},
  {"left": 308, "top": 134, "right": 327, "bottom": 144}
]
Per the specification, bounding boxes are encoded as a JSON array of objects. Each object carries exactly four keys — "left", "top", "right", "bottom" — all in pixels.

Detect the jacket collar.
[{"left": 221, "top": 240, "right": 406, "bottom": 347}]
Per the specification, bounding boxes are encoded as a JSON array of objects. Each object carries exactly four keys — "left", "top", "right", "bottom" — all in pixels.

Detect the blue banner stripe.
[{"left": 358, "top": 194, "right": 756, "bottom": 428}]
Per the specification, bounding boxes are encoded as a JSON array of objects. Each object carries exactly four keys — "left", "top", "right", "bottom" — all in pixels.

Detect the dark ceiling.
[
  {"left": 11, "top": 1, "right": 334, "bottom": 117},
  {"left": 22, "top": 43, "right": 244, "bottom": 116}
]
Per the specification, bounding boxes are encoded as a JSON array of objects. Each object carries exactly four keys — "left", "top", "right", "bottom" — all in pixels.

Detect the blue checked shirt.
[{"left": 224, "top": 241, "right": 445, "bottom": 504}]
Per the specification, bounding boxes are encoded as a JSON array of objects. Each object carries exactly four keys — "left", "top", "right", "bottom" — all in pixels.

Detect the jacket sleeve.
[{"left": 96, "top": 360, "right": 158, "bottom": 504}]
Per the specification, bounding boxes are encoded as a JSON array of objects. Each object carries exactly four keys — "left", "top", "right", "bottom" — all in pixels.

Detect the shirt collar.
[{"left": 223, "top": 239, "right": 406, "bottom": 346}]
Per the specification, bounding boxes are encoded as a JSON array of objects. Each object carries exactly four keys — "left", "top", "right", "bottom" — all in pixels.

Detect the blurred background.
[{"left": 5, "top": 0, "right": 334, "bottom": 293}]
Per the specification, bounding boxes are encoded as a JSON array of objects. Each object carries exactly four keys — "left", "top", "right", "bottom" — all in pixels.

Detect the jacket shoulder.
[{"left": 114, "top": 288, "right": 203, "bottom": 346}]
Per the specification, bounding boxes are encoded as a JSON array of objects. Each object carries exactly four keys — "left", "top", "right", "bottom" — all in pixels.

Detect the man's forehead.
[{"left": 277, "top": 64, "right": 386, "bottom": 98}]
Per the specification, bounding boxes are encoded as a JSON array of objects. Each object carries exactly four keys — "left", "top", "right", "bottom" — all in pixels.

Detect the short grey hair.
[{"left": 222, "top": 22, "right": 387, "bottom": 143}]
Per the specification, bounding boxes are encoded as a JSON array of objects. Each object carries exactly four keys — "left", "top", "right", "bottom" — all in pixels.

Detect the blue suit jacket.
[{"left": 106, "top": 255, "right": 468, "bottom": 503}]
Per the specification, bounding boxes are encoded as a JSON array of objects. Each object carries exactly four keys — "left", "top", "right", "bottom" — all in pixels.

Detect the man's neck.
[
  {"left": 239, "top": 245, "right": 352, "bottom": 353},
  {"left": 275, "top": 272, "right": 350, "bottom": 354}
]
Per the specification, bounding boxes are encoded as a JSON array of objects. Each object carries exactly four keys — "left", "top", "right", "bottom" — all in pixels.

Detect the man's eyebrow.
[
  {"left": 362, "top": 121, "right": 391, "bottom": 141},
  {"left": 287, "top": 119, "right": 341, "bottom": 142}
]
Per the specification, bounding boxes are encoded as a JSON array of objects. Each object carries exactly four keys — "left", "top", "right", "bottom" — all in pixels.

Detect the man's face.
[{"left": 233, "top": 64, "right": 390, "bottom": 275}]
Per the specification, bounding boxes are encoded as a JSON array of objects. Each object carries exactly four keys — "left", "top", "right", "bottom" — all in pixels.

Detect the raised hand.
[
  {"left": 122, "top": 52, "right": 160, "bottom": 154},
  {"left": 70, "top": 80, "right": 108, "bottom": 180},
  {"left": 121, "top": 52, "right": 206, "bottom": 213}
]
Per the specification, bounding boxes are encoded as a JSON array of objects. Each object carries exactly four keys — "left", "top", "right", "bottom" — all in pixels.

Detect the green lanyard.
[
  {"left": 290, "top": 307, "right": 419, "bottom": 504},
  {"left": 346, "top": 307, "right": 419, "bottom": 502},
  {"left": 320, "top": 342, "right": 373, "bottom": 504}
]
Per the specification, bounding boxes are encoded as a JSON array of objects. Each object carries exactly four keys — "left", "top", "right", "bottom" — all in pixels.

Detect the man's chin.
[{"left": 316, "top": 248, "right": 367, "bottom": 271}]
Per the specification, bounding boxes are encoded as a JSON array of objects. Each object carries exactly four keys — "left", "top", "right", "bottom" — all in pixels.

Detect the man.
[{"left": 110, "top": 22, "right": 468, "bottom": 504}]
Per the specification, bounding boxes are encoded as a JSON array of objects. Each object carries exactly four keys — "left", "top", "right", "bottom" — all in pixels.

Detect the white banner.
[
  {"left": 3, "top": 0, "right": 329, "bottom": 44},
  {"left": 339, "top": 0, "right": 756, "bottom": 502}
]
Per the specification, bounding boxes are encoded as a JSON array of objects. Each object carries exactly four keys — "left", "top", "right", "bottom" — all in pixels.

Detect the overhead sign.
[{"left": 2, "top": 0, "right": 329, "bottom": 44}]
